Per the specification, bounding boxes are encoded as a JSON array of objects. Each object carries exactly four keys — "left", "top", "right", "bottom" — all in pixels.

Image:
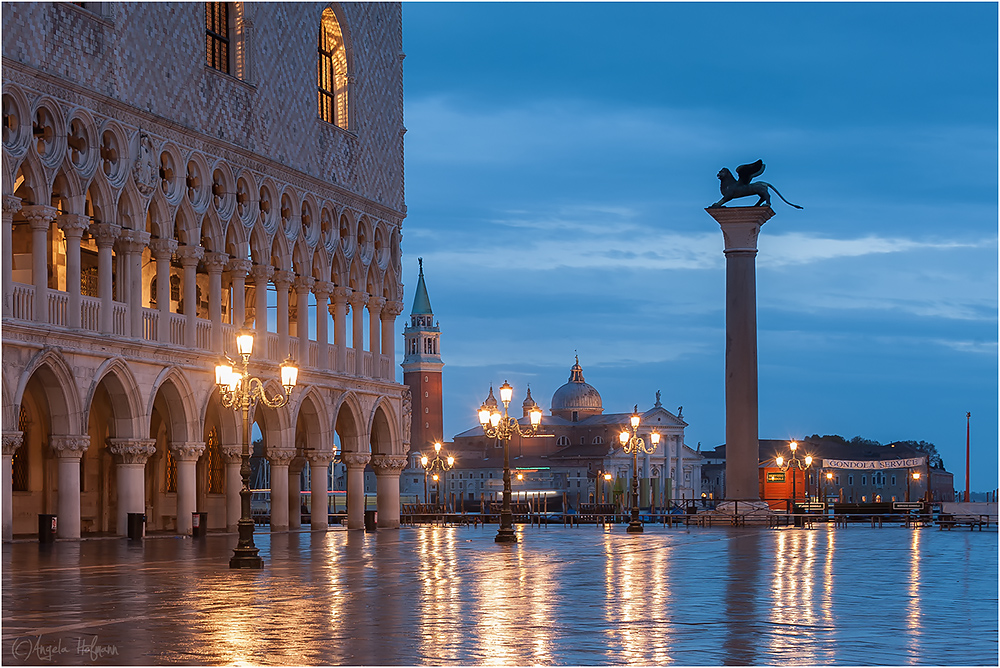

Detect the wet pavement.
[{"left": 2, "top": 523, "right": 997, "bottom": 666}]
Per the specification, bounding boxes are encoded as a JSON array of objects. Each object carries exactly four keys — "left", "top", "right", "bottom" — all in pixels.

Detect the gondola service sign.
[{"left": 822, "top": 457, "right": 926, "bottom": 470}]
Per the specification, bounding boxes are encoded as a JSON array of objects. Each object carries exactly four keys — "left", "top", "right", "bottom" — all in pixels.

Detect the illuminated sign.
[
  {"left": 766, "top": 472, "right": 785, "bottom": 482},
  {"left": 823, "top": 457, "right": 926, "bottom": 470}
]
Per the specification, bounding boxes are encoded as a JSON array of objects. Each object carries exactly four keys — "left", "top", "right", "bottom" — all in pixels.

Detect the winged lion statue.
[{"left": 709, "top": 160, "right": 803, "bottom": 209}]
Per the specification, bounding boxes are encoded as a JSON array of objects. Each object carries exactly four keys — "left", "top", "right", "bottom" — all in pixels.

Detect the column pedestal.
[{"left": 343, "top": 453, "right": 370, "bottom": 530}]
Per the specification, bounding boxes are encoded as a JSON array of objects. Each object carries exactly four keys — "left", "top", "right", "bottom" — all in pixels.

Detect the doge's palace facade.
[{"left": 1, "top": 3, "right": 409, "bottom": 539}]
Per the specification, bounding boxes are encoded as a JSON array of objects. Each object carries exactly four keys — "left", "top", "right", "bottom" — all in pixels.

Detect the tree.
[
  {"left": 892, "top": 440, "right": 944, "bottom": 469},
  {"left": 849, "top": 436, "right": 882, "bottom": 447}
]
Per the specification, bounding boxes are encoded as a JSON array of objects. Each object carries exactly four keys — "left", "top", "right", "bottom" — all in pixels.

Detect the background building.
[{"left": 2, "top": 2, "right": 409, "bottom": 538}]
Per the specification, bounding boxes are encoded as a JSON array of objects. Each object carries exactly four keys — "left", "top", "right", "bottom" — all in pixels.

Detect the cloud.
[{"left": 758, "top": 232, "right": 988, "bottom": 267}]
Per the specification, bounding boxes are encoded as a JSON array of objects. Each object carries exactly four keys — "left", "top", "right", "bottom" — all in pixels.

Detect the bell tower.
[{"left": 402, "top": 258, "right": 443, "bottom": 453}]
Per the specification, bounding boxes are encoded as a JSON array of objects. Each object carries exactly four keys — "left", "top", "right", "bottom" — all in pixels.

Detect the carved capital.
[
  {"left": 89, "top": 223, "right": 121, "bottom": 249},
  {"left": 117, "top": 229, "right": 151, "bottom": 254},
  {"left": 2, "top": 195, "right": 22, "bottom": 215},
  {"left": 170, "top": 441, "right": 206, "bottom": 461},
  {"left": 293, "top": 275, "right": 316, "bottom": 294},
  {"left": 371, "top": 455, "right": 408, "bottom": 474},
  {"left": 705, "top": 206, "right": 775, "bottom": 254},
  {"left": 220, "top": 443, "right": 243, "bottom": 464},
  {"left": 367, "top": 296, "right": 386, "bottom": 314},
  {"left": 272, "top": 269, "right": 295, "bottom": 289},
  {"left": 148, "top": 237, "right": 179, "bottom": 260},
  {"left": 21, "top": 204, "right": 59, "bottom": 230},
  {"left": 56, "top": 213, "right": 90, "bottom": 237},
  {"left": 2, "top": 431, "right": 24, "bottom": 456},
  {"left": 203, "top": 251, "right": 230, "bottom": 274},
  {"left": 347, "top": 290, "right": 368, "bottom": 309},
  {"left": 50, "top": 434, "right": 90, "bottom": 458},
  {"left": 175, "top": 244, "right": 205, "bottom": 266},
  {"left": 248, "top": 264, "right": 275, "bottom": 284},
  {"left": 313, "top": 280, "right": 335, "bottom": 300},
  {"left": 108, "top": 438, "right": 157, "bottom": 465},
  {"left": 382, "top": 300, "right": 405, "bottom": 319},
  {"left": 267, "top": 448, "right": 296, "bottom": 465},
  {"left": 331, "top": 286, "right": 351, "bottom": 304},
  {"left": 341, "top": 452, "right": 371, "bottom": 469},
  {"left": 306, "top": 452, "right": 334, "bottom": 467},
  {"left": 226, "top": 258, "right": 253, "bottom": 277}
]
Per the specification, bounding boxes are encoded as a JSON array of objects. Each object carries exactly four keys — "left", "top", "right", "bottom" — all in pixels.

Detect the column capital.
[
  {"left": 267, "top": 448, "right": 296, "bottom": 465},
  {"left": 341, "top": 452, "right": 371, "bottom": 469},
  {"left": 293, "top": 275, "right": 316, "bottom": 293},
  {"left": 371, "top": 454, "right": 408, "bottom": 474},
  {"left": 248, "top": 264, "right": 275, "bottom": 284},
  {"left": 272, "top": 269, "right": 295, "bottom": 289},
  {"left": 220, "top": 443, "right": 243, "bottom": 464},
  {"left": 347, "top": 290, "right": 368, "bottom": 308},
  {"left": 108, "top": 438, "right": 157, "bottom": 464},
  {"left": 203, "top": 251, "right": 230, "bottom": 274},
  {"left": 170, "top": 441, "right": 206, "bottom": 461},
  {"left": 21, "top": 204, "right": 59, "bottom": 229},
  {"left": 175, "top": 244, "right": 205, "bottom": 266},
  {"left": 313, "top": 280, "right": 335, "bottom": 299},
  {"left": 56, "top": 213, "right": 90, "bottom": 236},
  {"left": 2, "top": 431, "right": 23, "bottom": 456},
  {"left": 50, "top": 434, "right": 90, "bottom": 458},
  {"left": 367, "top": 295, "right": 386, "bottom": 313},
  {"left": 382, "top": 300, "right": 405, "bottom": 318},
  {"left": 331, "top": 286, "right": 351, "bottom": 303},
  {"left": 89, "top": 223, "right": 121, "bottom": 248},
  {"left": 117, "top": 228, "right": 151, "bottom": 254},
  {"left": 306, "top": 452, "right": 334, "bottom": 467},
  {"left": 148, "top": 237, "right": 179, "bottom": 260},
  {"left": 705, "top": 206, "right": 775, "bottom": 253},
  {"left": 2, "top": 195, "right": 22, "bottom": 215},
  {"left": 226, "top": 258, "right": 253, "bottom": 276}
]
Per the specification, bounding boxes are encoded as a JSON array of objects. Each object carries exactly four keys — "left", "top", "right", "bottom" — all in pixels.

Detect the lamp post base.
[
  {"left": 626, "top": 521, "right": 644, "bottom": 533},
  {"left": 495, "top": 527, "right": 518, "bottom": 543},
  {"left": 229, "top": 550, "right": 263, "bottom": 569}
]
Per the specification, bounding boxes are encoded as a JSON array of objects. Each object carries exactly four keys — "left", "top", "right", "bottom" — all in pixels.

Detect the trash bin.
[
  {"left": 192, "top": 512, "right": 208, "bottom": 538},
  {"left": 364, "top": 509, "right": 377, "bottom": 532},
  {"left": 38, "top": 514, "right": 57, "bottom": 543},
  {"left": 127, "top": 513, "right": 146, "bottom": 541}
]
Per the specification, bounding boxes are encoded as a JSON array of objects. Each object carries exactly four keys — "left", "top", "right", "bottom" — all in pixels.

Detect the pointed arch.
[
  {"left": 199, "top": 209, "right": 225, "bottom": 253},
  {"left": 14, "top": 348, "right": 84, "bottom": 435},
  {"left": 146, "top": 366, "right": 202, "bottom": 444},
  {"left": 270, "top": 229, "right": 291, "bottom": 271},
  {"left": 317, "top": 3, "right": 355, "bottom": 131},
  {"left": 85, "top": 357, "right": 145, "bottom": 439},
  {"left": 293, "top": 386, "right": 334, "bottom": 457},
  {"left": 369, "top": 396, "right": 399, "bottom": 457},
  {"left": 249, "top": 222, "right": 271, "bottom": 265},
  {"left": 332, "top": 391, "right": 367, "bottom": 455}
]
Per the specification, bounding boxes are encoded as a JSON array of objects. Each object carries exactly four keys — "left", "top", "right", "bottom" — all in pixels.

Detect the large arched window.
[
  {"left": 318, "top": 7, "right": 349, "bottom": 129},
  {"left": 206, "top": 427, "right": 225, "bottom": 494}
]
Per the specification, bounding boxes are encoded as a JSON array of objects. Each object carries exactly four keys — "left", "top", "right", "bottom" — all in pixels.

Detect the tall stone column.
[
  {"left": 307, "top": 454, "right": 332, "bottom": 531},
  {"left": 268, "top": 448, "right": 295, "bottom": 531},
  {"left": 175, "top": 245, "right": 204, "bottom": 349},
  {"left": 381, "top": 301, "right": 404, "bottom": 380},
  {"left": 706, "top": 205, "right": 775, "bottom": 501},
  {"left": 118, "top": 229, "right": 150, "bottom": 339},
  {"left": 108, "top": 439, "right": 157, "bottom": 536},
  {"left": 343, "top": 452, "right": 370, "bottom": 530},
  {"left": 2, "top": 432, "right": 23, "bottom": 541},
  {"left": 249, "top": 264, "right": 274, "bottom": 335},
  {"left": 368, "top": 295, "right": 385, "bottom": 369},
  {"left": 313, "top": 281, "right": 334, "bottom": 371},
  {"left": 221, "top": 443, "right": 243, "bottom": 532},
  {"left": 21, "top": 205, "right": 58, "bottom": 324},
  {"left": 2, "top": 196, "right": 21, "bottom": 318},
  {"left": 227, "top": 258, "right": 252, "bottom": 328},
  {"left": 293, "top": 276, "right": 315, "bottom": 367},
  {"left": 272, "top": 270, "right": 294, "bottom": 360},
  {"left": 148, "top": 238, "right": 177, "bottom": 343},
  {"left": 50, "top": 435, "right": 90, "bottom": 538},
  {"left": 204, "top": 252, "right": 229, "bottom": 353},
  {"left": 288, "top": 458, "right": 304, "bottom": 529},
  {"left": 331, "top": 286, "right": 350, "bottom": 373},
  {"left": 171, "top": 441, "right": 206, "bottom": 535},
  {"left": 348, "top": 291, "right": 368, "bottom": 376},
  {"left": 90, "top": 223, "right": 121, "bottom": 335},
  {"left": 57, "top": 214, "right": 89, "bottom": 329},
  {"left": 371, "top": 455, "right": 407, "bottom": 529}
]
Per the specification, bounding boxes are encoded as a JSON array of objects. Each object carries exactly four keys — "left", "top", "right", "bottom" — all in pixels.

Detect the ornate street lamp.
[
  {"left": 906, "top": 469, "right": 922, "bottom": 502},
  {"left": 420, "top": 442, "right": 455, "bottom": 508},
  {"left": 775, "top": 440, "right": 812, "bottom": 512},
  {"left": 478, "top": 381, "right": 542, "bottom": 543},
  {"left": 215, "top": 330, "right": 297, "bottom": 569},
  {"left": 618, "top": 406, "right": 659, "bottom": 534},
  {"left": 825, "top": 470, "right": 834, "bottom": 502}
]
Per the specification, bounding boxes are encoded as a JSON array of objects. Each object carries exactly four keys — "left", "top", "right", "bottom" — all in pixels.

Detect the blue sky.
[{"left": 397, "top": 2, "right": 998, "bottom": 491}]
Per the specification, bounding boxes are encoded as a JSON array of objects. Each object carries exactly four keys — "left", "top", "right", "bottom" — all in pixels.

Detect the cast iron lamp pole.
[
  {"left": 478, "top": 381, "right": 542, "bottom": 543},
  {"left": 775, "top": 440, "right": 812, "bottom": 514},
  {"left": 215, "top": 330, "right": 297, "bottom": 569},
  {"left": 906, "top": 469, "right": 921, "bottom": 502},
  {"left": 618, "top": 406, "right": 659, "bottom": 534},
  {"left": 420, "top": 442, "right": 454, "bottom": 508}
]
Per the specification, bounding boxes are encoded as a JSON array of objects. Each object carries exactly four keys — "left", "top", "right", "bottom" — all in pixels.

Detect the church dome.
[{"left": 550, "top": 357, "right": 603, "bottom": 420}]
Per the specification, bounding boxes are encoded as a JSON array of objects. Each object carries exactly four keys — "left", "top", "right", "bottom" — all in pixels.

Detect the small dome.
[{"left": 550, "top": 357, "right": 602, "bottom": 420}]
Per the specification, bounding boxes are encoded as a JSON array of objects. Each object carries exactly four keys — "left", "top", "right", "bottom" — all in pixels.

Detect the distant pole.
[{"left": 965, "top": 412, "right": 971, "bottom": 503}]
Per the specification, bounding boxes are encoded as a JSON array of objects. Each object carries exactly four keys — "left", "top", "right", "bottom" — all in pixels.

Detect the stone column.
[
  {"left": 171, "top": 441, "right": 206, "bottom": 535},
  {"left": 2, "top": 196, "right": 21, "bottom": 318},
  {"left": 368, "top": 295, "right": 385, "bottom": 366},
  {"left": 118, "top": 229, "right": 150, "bottom": 339},
  {"left": 307, "top": 454, "right": 332, "bottom": 531},
  {"left": 221, "top": 443, "right": 243, "bottom": 532},
  {"left": 371, "top": 455, "right": 407, "bottom": 529},
  {"left": 21, "top": 205, "right": 58, "bottom": 324},
  {"left": 293, "top": 276, "right": 315, "bottom": 367},
  {"left": 331, "top": 287, "right": 350, "bottom": 373},
  {"left": 227, "top": 258, "right": 252, "bottom": 328},
  {"left": 268, "top": 448, "right": 295, "bottom": 531},
  {"left": 381, "top": 300, "right": 404, "bottom": 380},
  {"left": 249, "top": 264, "right": 274, "bottom": 335},
  {"left": 706, "top": 205, "right": 775, "bottom": 502},
  {"left": 90, "top": 223, "right": 121, "bottom": 335},
  {"left": 175, "top": 245, "right": 204, "bottom": 349},
  {"left": 2, "top": 431, "right": 23, "bottom": 541},
  {"left": 273, "top": 270, "right": 294, "bottom": 359},
  {"left": 108, "top": 439, "right": 157, "bottom": 536},
  {"left": 57, "top": 214, "right": 89, "bottom": 329},
  {"left": 204, "top": 252, "right": 229, "bottom": 353},
  {"left": 50, "top": 435, "right": 90, "bottom": 539},
  {"left": 348, "top": 291, "right": 368, "bottom": 376},
  {"left": 343, "top": 452, "right": 370, "bottom": 530},
  {"left": 288, "top": 457, "right": 304, "bottom": 529},
  {"left": 313, "top": 281, "right": 334, "bottom": 371},
  {"left": 148, "top": 238, "right": 177, "bottom": 343}
]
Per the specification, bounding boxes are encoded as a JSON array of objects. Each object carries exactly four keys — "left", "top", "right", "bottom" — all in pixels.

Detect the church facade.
[{"left": 2, "top": 3, "right": 410, "bottom": 539}]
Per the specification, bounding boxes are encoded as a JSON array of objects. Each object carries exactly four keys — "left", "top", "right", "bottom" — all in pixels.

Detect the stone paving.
[{"left": 2, "top": 523, "right": 997, "bottom": 666}]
